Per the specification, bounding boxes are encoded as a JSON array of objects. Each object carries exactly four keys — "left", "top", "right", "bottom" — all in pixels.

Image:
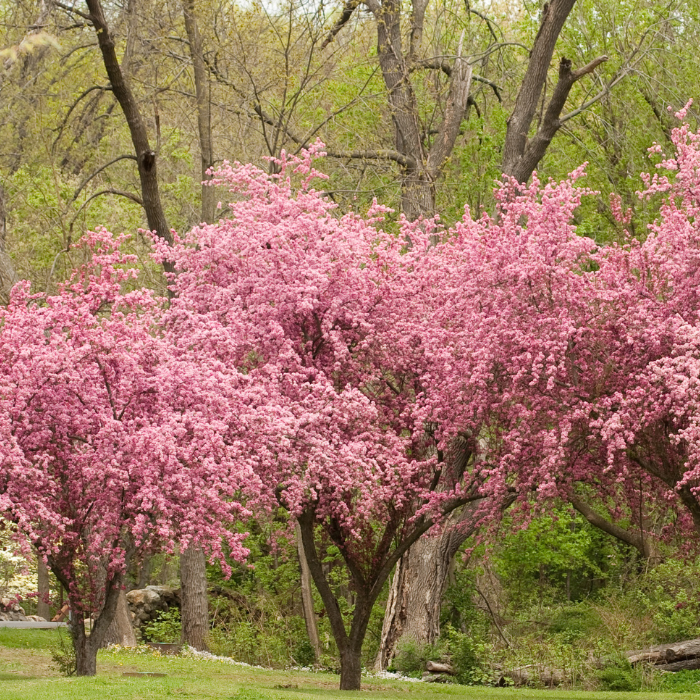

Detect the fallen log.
[
  {"left": 626, "top": 638, "right": 700, "bottom": 665},
  {"left": 500, "top": 664, "right": 565, "bottom": 687},
  {"left": 426, "top": 661, "right": 455, "bottom": 675},
  {"left": 656, "top": 657, "right": 700, "bottom": 672}
]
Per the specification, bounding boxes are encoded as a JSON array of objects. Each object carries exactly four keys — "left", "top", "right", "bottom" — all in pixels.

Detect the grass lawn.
[{"left": 0, "top": 629, "right": 699, "bottom": 700}]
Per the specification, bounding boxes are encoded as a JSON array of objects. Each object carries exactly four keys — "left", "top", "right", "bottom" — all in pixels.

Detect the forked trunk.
[{"left": 63, "top": 570, "right": 124, "bottom": 676}]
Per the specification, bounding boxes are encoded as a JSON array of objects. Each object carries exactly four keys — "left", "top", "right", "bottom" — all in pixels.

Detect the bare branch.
[
  {"left": 53, "top": 1, "right": 91, "bottom": 21},
  {"left": 68, "top": 189, "right": 143, "bottom": 234},
  {"left": 69, "top": 155, "right": 137, "bottom": 204},
  {"left": 560, "top": 64, "right": 631, "bottom": 125},
  {"left": 413, "top": 59, "right": 502, "bottom": 102},
  {"left": 327, "top": 148, "right": 416, "bottom": 168},
  {"left": 464, "top": 0, "right": 501, "bottom": 43},
  {"left": 569, "top": 494, "right": 651, "bottom": 557},
  {"left": 322, "top": 0, "right": 360, "bottom": 50}
]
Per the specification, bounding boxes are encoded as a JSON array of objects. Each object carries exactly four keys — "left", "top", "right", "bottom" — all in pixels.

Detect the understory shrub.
[{"left": 141, "top": 608, "right": 181, "bottom": 643}]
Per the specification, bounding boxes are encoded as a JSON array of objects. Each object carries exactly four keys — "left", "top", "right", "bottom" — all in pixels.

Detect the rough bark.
[
  {"left": 101, "top": 589, "right": 137, "bottom": 647},
  {"left": 85, "top": 0, "right": 174, "bottom": 254},
  {"left": 180, "top": 544, "right": 209, "bottom": 651},
  {"left": 0, "top": 185, "right": 18, "bottom": 304},
  {"left": 295, "top": 520, "right": 322, "bottom": 663},
  {"left": 370, "top": 0, "right": 472, "bottom": 220},
  {"left": 375, "top": 502, "right": 480, "bottom": 670},
  {"left": 656, "top": 658, "right": 700, "bottom": 672},
  {"left": 501, "top": 0, "right": 608, "bottom": 183},
  {"left": 182, "top": 0, "right": 216, "bottom": 224},
  {"left": 36, "top": 555, "right": 50, "bottom": 621}
]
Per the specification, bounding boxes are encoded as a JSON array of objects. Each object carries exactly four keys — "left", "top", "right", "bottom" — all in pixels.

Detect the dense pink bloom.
[{"left": 0, "top": 232, "right": 255, "bottom": 617}]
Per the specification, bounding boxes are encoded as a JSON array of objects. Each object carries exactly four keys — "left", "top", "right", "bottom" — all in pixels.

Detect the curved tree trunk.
[{"left": 180, "top": 544, "right": 209, "bottom": 651}]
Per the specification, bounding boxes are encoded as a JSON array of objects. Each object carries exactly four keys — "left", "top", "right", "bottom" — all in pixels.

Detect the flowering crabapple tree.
[
  {"left": 428, "top": 106, "right": 700, "bottom": 551},
  {"left": 0, "top": 232, "right": 257, "bottom": 676},
  {"left": 155, "top": 145, "right": 497, "bottom": 690}
]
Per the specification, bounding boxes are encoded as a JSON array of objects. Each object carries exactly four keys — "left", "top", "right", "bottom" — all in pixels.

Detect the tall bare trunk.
[
  {"left": 37, "top": 555, "right": 50, "bottom": 621},
  {"left": 85, "top": 0, "right": 173, "bottom": 255},
  {"left": 182, "top": 0, "right": 216, "bottom": 225},
  {"left": 295, "top": 520, "right": 322, "bottom": 663},
  {"left": 501, "top": 0, "right": 607, "bottom": 183},
  {"left": 0, "top": 185, "right": 17, "bottom": 304},
  {"left": 180, "top": 544, "right": 209, "bottom": 650}
]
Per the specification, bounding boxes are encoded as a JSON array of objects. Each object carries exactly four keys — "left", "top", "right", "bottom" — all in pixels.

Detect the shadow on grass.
[{"left": 0, "top": 672, "right": 42, "bottom": 681}]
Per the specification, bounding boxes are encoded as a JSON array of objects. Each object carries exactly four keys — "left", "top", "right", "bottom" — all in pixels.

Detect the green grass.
[{"left": 0, "top": 629, "right": 699, "bottom": 700}]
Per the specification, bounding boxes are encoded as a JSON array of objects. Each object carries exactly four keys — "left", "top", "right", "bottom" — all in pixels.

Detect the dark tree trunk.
[
  {"left": 501, "top": 0, "right": 607, "bottom": 183},
  {"left": 85, "top": 0, "right": 174, "bottom": 257},
  {"left": 180, "top": 544, "right": 209, "bottom": 651},
  {"left": 339, "top": 641, "right": 364, "bottom": 690}
]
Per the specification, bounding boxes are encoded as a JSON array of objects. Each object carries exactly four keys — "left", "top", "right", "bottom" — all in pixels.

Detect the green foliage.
[
  {"left": 292, "top": 640, "right": 316, "bottom": 668},
  {"left": 596, "top": 658, "right": 645, "bottom": 692},
  {"left": 443, "top": 625, "right": 495, "bottom": 686},
  {"left": 630, "top": 560, "right": 700, "bottom": 644},
  {"left": 495, "top": 508, "right": 622, "bottom": 608},
  {"left": 658, "top": 669, "right": 700, "bottom": 693},
  {"left": 548, "top": 607, "right": 602, "bottom": 643},
  {"left": 141, "top": 608, "right": 182, "bottom": 644}
]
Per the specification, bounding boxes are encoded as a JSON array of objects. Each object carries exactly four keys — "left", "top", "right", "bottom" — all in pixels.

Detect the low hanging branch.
[{"left": 568, "top": 493, "right": 651, "bottom": 558}]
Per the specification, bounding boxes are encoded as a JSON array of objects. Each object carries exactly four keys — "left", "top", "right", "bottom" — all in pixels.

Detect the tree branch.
[
  {"left": 506, "top": 53, "right": 608, "bottom": 182},
  {"left": 85, "top": 0, "right": 173, "bottom": 248},
  {"left": 321, "top": 0, "right": 360, "bottom": 50},
  {"left": 54, "top": 1, "right": 92, "bottom": 21},
  {"left": 501, "top": 0, "right": 579, "bottom": 180},
  {"left": 569, "top": 493, "right": 650, "bottom": 557},
  {"left": 69, "top": 155, "right": 137, "bottom": 204}
]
